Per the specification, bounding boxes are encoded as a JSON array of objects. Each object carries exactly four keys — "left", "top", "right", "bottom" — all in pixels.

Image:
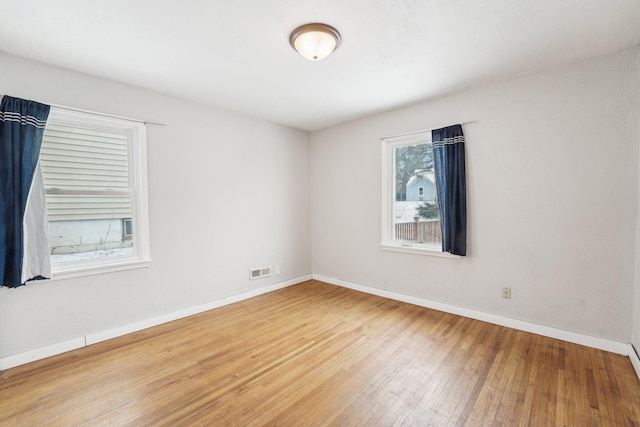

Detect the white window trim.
[
  {"left": 379, "top": 243, "right": 461, "bottom": 258},
  {"left": 50, "top": 259, "right": 152, "bottom": 281},
  {"left": 380, "top": 131, "right": 460, "bottom": 259},
  {"left": 44, "top": 108, "right": 152, "bottom": 278}
]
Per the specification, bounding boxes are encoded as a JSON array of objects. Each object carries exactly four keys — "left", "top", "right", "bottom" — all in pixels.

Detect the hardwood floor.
[{"left": 1, "top": 280, "right": 639, "bottom": 426}]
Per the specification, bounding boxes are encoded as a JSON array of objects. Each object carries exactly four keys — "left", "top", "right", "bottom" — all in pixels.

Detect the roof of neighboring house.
[{"left": 407, "top": 172, "right": 435, "bottom": 187}]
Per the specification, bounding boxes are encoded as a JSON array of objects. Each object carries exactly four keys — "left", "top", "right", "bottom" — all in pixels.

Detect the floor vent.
[{"left": 250, "top": 266, "right": 271, "bottom": 280}]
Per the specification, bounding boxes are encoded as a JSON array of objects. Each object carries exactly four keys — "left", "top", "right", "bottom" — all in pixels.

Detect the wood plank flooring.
[{"left": 1, "top": 280, "right": 639, "bottom": 426}]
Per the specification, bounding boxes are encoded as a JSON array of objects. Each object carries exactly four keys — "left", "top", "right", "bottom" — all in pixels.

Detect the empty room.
[{"left": 1, "top": 1, "right": 640, "bottom": 425}]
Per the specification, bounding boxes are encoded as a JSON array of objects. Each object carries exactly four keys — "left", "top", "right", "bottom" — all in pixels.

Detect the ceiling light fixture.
[{"left": 289, "top": 23, "right": 341, "bottom": 61}]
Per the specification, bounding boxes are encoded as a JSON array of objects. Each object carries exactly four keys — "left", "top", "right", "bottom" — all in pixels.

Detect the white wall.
[
  {"left": 2, "top": 46, "right": 639, "bottom": 360},
  {"left": 310, "top": 47, "right": 640, "bottom": 343},
  {"left": 0, "top": 52, "right": 311, "bottom": 358}
]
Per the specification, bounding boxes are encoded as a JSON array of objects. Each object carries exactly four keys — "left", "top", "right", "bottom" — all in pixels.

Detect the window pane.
[
  {"left": 48, "top": 195, "right": 134, "bottom": 265},
  {"left": 41, "top": 120, "right": 137, "bottom": 267},
  {"left": 393, "top": 143, "right": 441, "bottom": 245},
  {"left": 41, "top": 123, "right": 129, "bottom": 192}
]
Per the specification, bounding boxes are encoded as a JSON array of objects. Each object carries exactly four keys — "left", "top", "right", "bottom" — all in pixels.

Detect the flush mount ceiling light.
[{"left": 289, "top": 23, "right": 341, "bottom": 61}]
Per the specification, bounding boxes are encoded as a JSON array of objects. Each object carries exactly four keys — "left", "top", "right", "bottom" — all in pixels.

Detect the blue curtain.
[
  {"left": 432, "top": 124, "right": 467, "bottom": 256},
  {"left": 0, "top": 95, "right": 51, "bottom": 287}
]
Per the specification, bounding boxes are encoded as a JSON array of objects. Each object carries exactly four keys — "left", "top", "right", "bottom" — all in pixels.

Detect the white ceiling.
[{"left": 0, "top": 0, "right": 639, "bottom": 131}]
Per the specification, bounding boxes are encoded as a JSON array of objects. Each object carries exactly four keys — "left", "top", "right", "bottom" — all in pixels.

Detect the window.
[
  {"left": 381, "top": 131, "right": 449, "bottom": 256},
  {"left": 41, "top": 108, "right": 151, "bottom": 278},
  {"left": 122, "top": 218, "right": 133, "bottom": 240}
]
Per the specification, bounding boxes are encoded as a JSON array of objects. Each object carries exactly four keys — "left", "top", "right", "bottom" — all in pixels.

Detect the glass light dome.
[{"left": 290, "top": 23, "right": 341, "bottom": 61}]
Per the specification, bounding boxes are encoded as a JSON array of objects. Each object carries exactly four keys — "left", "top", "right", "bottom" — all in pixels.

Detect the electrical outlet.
[
  {"left": 275, "top": 265, "right": 281, "bottom": 275},
  {"left": 502, "top": 287, "right": 512, "bottom": 299}
]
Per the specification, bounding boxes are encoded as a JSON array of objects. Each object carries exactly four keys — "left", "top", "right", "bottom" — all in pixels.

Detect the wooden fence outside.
[{"left": 395, "top": 219, "right": 442, "bottom": 243}]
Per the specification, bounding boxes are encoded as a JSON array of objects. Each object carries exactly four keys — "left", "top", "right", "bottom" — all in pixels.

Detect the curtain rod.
[
  {"left": 382, "top": 120, "right": 477, "bottom": 140},
  {"left": 48, "top": 102, "right": 167, "bottom": 127}
]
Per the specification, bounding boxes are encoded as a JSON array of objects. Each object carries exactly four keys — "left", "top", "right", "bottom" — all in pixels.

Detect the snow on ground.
[
  {"left": 394, "top": 201, "right": 423, "bottom": 223},
  {"left": 51, "top": 247, "right": 133, "bottom": 264}
]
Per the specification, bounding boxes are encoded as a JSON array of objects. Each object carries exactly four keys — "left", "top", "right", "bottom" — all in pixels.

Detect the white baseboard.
[
  {"left": 0, "top": 337, "right": 86, "bottom": 371},
  {"left": 630, "top": 345, "right": 640, "bottom": 381},
  {"left": 0, "top": 274, "right": 312, "bottom": 371},
  {"left": 313, "top": 274, "right": 629, "bottom": 356},
  {"left": 2, "top": 274, "right": 631, "bottom": 371}
]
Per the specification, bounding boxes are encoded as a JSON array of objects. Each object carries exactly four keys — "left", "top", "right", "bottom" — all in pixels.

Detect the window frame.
[
  {"left": 43, "top": 108, "right": 152, "bottom": 279},
  {"left": 380, "top": 131, "right": 460, "bottom": 258}
]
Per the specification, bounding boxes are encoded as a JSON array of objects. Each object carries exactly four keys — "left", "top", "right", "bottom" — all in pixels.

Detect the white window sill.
[
  {"left": 50, "top": 258, "right": 152, "bottom": 281},
  {"left": 380, "top": 243, "right": 462, "bottom": 259}
]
